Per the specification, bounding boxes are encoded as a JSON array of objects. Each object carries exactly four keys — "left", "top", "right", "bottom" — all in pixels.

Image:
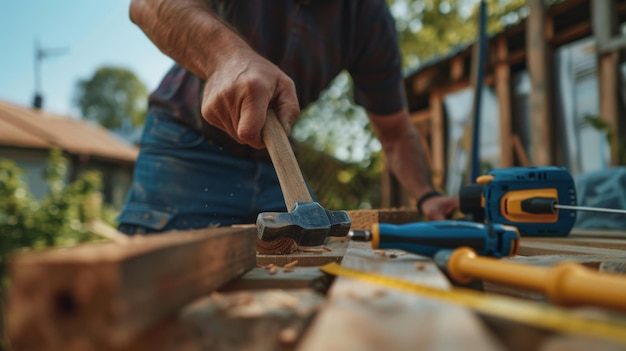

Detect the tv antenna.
[{"left": 33, "top": 38, "right": 69, "bottom": 109}]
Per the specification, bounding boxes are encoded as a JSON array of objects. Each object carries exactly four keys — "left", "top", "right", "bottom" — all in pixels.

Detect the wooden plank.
[
  {"left": 256, "top": 238, "right": 348, "bottom": 267},
  {"left": 598, "top": 51, "right": 620, "bottom": 165},
  {"left": 6, "top": 226, "right": 257, "bottom": 350},
  {"left": 522, "top": 237, "right": 626, "bottom": 251},
  {"left": 429, "top": 90, "right": 445, "bottom": 189},
  {"left": 410, "top": 110, "right": 430, "bottom": 125},
  {"left": 526, "top": 0, "right": 554, "bottom": 166},
  {"left": 219, "top": 267, "right": 328, "bottom": 292},
  {"left": 591, "top": 0, "right": 616, "bottom": 50},
  {"left": 570, "top": 228, "right": 626, "bottom": 239},
  {"left": 550, "top": 22, "right": 591, "bottom": 47},
  {"left": 519, "top": 240, "right": 626, "bottom": 258},
  {"left": 450, "top": 56, "right": 465, "bottom": 81},
  {"left": 600, "top": 36, "right": 626, "bottom": 53},
  {"left": 347, "top": 209, "right": 421, "bottom": 231},
  {"left": 109, "top": 289, "right": 325, "bottom": 351},
  {"left": 512, "top": 134, "right": 530, "bottom": 167},
  {"left": 495, "top": 37, "right": 513, "bottom": 168},
  {"left": 591, "top": 0, "right": 619, "bottom": 165},
  {"left": 177, "top": 289, "right": 324, "bottom": 351},
  {"left": 296, "top": 243, "right": 503, "bottom": 351}
]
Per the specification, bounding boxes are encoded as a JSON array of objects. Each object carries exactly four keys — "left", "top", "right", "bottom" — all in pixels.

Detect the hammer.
[{"left": 256, "top": 110, "right": 351, "bottom": 246}]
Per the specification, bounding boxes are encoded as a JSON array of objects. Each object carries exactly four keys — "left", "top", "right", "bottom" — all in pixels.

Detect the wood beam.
[
  {"left": 6, "top": 226, "right": 257, "bottom": 350},
  {"left": 441, "top": 79, "right": 471, "bottom": 95},
  {"left": 256, "top": 239, "right": 348, "bottom": 267},
  {"left": 592, "top": 0, "right": 621, "bottom": 165},
  {"left": 410, "top": 110, "right": 430, "bottom": 125},
  {"left": 81, "top": 288, "right": 325, "bottom": 351},
  {"left": 411, "top": 68, "right": 438, "bottom": 94},
  {"left": 495, "top": 37, "right": 513, "bottom": 168},
  {"left": 591, "top": 0, "right": 614, "bottom": 49},
  {"left": 429, "top": 90, "right": 445, "bottom": 189},
  {"left": 600, "top": 36, "right": 626, "bottom": 53},
  {"left": 346, "top": 209, "right": 421, "bottom": 231},
  {"left": 597, "top": 52, "right": 620, "bottom": 165},
  {"left": 512, "top": 134, "right": 531, "bottom": 167},
  {"left": 526, "top": 0, "right": 554, "bottom": 166},
  {"left": 550, "top": 22, "right": 592, "bottom": 47},
  {"left": 450, "top": 56, "right": 465, "bottom": 81}
]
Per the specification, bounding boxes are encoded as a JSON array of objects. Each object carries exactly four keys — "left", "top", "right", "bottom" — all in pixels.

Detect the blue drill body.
[{"left": 465, "top": 166, "right": 577, "bottom": 237}]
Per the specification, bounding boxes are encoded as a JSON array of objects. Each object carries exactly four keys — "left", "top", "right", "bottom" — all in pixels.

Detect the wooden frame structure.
[{"left": 391, "top": 0, "right": 626, "bottom": 204}]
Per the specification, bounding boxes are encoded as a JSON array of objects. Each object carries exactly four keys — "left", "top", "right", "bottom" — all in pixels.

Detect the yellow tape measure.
[{"left": 320, "top": 262, "right": 626, "bottom": 345}]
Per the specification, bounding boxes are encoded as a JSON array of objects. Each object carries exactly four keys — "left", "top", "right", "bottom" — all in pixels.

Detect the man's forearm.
[
  {"left": 369, "top": 110, "right": 435, "bottom": 200},
  {"left": 129, "top": 0, "right": 250, "bottom": 79}
]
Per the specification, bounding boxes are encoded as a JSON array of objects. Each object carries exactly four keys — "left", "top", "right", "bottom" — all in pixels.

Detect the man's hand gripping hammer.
[{"left": 256, "top": 110, "right": 351, "bottom": 247}]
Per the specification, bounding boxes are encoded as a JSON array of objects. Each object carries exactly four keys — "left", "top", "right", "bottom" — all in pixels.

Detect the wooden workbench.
[{"left": 5, "top": 224, "right": 626, "bottom": 351}]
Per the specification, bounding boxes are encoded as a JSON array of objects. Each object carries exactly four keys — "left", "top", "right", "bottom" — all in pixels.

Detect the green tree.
[
  {"left": 391, "top": 0, "right": 527, "bottom": 69},
  {"left": 74, "top": 66, "right": 148, "bottom": 129}
]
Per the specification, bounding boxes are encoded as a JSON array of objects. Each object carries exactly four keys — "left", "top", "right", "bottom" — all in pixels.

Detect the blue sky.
[{"left": 0, "top": 1, "right": 174, "bottom": 117}]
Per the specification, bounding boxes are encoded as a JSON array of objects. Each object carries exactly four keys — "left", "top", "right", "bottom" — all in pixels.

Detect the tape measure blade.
[{"left": 320, "top": 263, "right": 626, "bottom": 345}]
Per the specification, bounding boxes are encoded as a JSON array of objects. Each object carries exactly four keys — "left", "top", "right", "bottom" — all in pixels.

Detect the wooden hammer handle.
[{"left": 262, "top": 110, "right": 313, "bottom": 211}]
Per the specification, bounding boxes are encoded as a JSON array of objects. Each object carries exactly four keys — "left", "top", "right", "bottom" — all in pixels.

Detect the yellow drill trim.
[
  {"left": 500, "top": 188, "right": 559, "bottom": 223},
  {"left": 370, "top": 223, "right": 380, "bottom": 250}
]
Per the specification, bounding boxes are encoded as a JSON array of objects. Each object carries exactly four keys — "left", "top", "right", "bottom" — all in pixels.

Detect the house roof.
[{"left": 0, "top": 100, "right": 138, "bottom": 163}]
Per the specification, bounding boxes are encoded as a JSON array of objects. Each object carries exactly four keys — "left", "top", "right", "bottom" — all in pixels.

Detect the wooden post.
[
  {"left": 450, "top": 56, "right": 465, "bottom": 81},
  {"left": 526, "top": 0, "right": 554, "bottom": 166},
  {"left": 592, "top": 0, "right": 620, "bottom": 165},
  {"left": 495, "top": 37, "right": 513, "bottom": 168},
  {"left": 429, "top": 90, "right": 445, "bottom": 189}
]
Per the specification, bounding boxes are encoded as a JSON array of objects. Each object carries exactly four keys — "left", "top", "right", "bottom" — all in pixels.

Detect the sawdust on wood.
[{"left": 256, "top": 238, "right": 298, "bottom": 255}]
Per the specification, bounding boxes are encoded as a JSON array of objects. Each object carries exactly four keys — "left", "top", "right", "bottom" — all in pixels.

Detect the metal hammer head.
[{"left": 257, "top": 202, "right": 351, "bottom": 246}]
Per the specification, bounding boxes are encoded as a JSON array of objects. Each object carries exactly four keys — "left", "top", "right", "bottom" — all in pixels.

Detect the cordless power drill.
[{"left": 459, "top": 166, "right": 577, "bottom": 237}]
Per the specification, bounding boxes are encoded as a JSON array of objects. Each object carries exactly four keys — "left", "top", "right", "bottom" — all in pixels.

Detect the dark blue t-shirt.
[{"left": 149, "top": 0, "right": 406, "bottom": 141}]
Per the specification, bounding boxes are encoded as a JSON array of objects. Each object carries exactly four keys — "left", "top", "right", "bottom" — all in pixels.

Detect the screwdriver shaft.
[{"left": 554, "top": 204, "right": 626, "bottom": 215}]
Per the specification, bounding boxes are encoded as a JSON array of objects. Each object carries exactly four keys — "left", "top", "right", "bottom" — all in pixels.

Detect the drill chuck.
[{"left": 521, "top": 197, "right": 557, "bottom": 214}]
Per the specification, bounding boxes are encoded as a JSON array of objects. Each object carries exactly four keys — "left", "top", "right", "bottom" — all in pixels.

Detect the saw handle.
[{"left": 262, "top": 110, "right": 313, "bottom": 211}]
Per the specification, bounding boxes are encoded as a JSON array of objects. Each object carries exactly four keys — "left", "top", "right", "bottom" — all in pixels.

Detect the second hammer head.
[{"left": 256, "top": 202, "right": 351, "bottom": 246}]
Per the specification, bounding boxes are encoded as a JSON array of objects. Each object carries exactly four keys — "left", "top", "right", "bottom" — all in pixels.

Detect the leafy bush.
[{"left": 0, "top": 148, "right": 109, "bottom": 350}]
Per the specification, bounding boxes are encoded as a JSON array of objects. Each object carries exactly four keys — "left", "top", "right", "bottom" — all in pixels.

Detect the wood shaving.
[
  {"left": 415, "top": 263, "right": 425, "bottom": 271},
  {"left": 232, "top": 293, "right": 254, "bottom": 306},
  {"left": 321, "top": 245, "right": 332, "bottom": 252},
  {"left": 283, "top": 266, "right": 294, "bottom": 273},
  {"left": 284, "top": 260, "right": 299, "bottom": 269},
  {"left": 278, "top": 327, "right": 299, "bottom": 344},
  {"left": 299, "top": 247, "right": 324, "bottom": 253},
  {"left": 264, "top": 263, "right": 276, "bottom": 270},
  {"left": 389, "top": 253, "right": 398, "bottom": 259},
  {"left": 264, "top": 291, "right": 299, "bottom": 308},
  {"left": 372, "top": 289, "right": 387, "bottom": 298},
  {"left": 268, "top": 266, "right": 278, "bottom": 275},
  {"left": 373, "top": 250, "right": 387, "bottom": 257}
]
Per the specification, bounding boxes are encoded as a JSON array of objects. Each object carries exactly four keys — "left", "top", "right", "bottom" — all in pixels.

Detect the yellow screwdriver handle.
[{"left": 447, "top": 247, "right": 626, "bottom": 312}]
